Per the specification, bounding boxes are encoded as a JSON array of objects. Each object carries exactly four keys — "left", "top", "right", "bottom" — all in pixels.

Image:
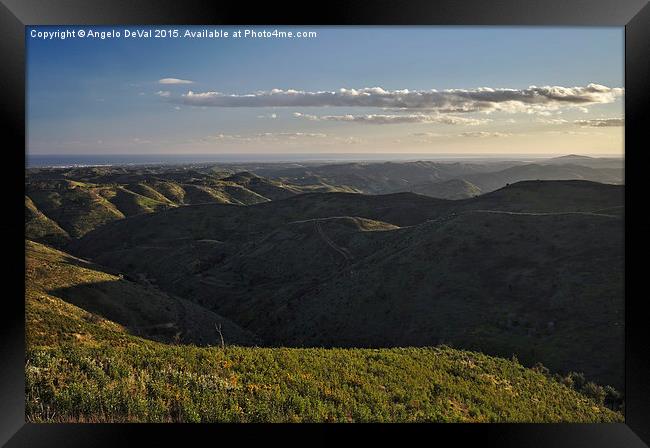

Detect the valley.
[{"left": 25, "top": 155, "right": 625, "bottom": 422}]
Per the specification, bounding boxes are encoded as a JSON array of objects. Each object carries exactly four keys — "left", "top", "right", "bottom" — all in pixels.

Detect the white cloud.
[
  {"left": 574, "top": 118, "right": 624, "bottom": 127},
  {"left": 409, "top": 132, "right": 445, "bottom": 143},
  {"left": 292, "top": 112, "right": 488, "bottom": 126},
  {"left": 335, "top": 136, "right": 365, "bottom": 145},
  {"left": 156, "top": 90, "right": 171, "bottom": 97},
  {"left": 159, "top": 78, "right": 194, "bottom": 85},
  {"left": 204, "top": 132, "right": 328, "bottom": 143},
  {"left": 536, "top": 117, "right": 569, "bottom": 124},
  {"left": 459, "top": 131, "right": 512, "bottom": 138},
  {"left": 132, "top": 137, "right": 152, "bottom": 144},
  {"left": 167, "top": 84, "right": 622, "bottom": 114},
  {"left": 265, "top": 132, "right": 327, "bottom": 139},
  {"left": 545, "top": 130, "right": 604, "bottom": 136},
  {"left": 411, "top": 132, "right": 443, "bottom": 137}
]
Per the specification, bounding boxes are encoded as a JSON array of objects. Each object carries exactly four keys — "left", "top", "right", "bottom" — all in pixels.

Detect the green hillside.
[
  {"left": 26, "top": 242, "right": 621, "bottom": 423},
  {"left": 24, "top": 162, "right": 625, "bottom": 423},
  {"left": 125, "top": 182, "right": 175, "bottom": 204},
  {"left": 222, "top": 171, "right": 302, "bottom": 200},
  {"left": 24, "top": 173, "right": 298, "bottom": 244},
  {"left": 26, "top": 344, "right": 622, "bottom": 423},
  {"left": 97, "top": 186, "right": 173, "bottom": 217},
  {"left": 25, "top": 196, "right": 70, "bottom": 246},
  {"left": 72, "top": 181, "right": 624, "bottom": 389},
  {"left": 410, "top": 178, "right": 482, "bottom": 199},
  {"left": 27, "top": 181, "right": 125, "bottom": 238},
  {"left": 26, "top": 240, "right": 257, "bottom": 347}
]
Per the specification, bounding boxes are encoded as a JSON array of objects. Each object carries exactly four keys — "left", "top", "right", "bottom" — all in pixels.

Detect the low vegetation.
[
  {"left": 26, "top": 239, "right": 623, "bottom": 423},
  {"left": 26, "top": 343, "right": 622, "bottom": 423},
  {"left": 72, "top": 180, "right": 624, "bottom": 390},
  {"left": 24, "top": 158, "right": 625, "bottom": 423}
]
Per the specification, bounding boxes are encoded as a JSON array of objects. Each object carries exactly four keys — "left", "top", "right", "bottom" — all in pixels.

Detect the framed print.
[{"left": 1, "top": 0, "right": 649, "bottom": 446}]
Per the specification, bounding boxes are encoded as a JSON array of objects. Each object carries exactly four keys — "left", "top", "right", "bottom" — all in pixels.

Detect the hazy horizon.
[{"left": 26, "top": 152, "right": 625, "bottom": 168}]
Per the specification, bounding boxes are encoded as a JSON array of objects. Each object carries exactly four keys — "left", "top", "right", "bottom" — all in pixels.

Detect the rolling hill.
[
  {"left": 245, "top": 159, "right": 623, "bottom": 198},
  {"left": 26, "top": 238, "right": 621, "bottom": 422},
  {"left": 27, "top": 180, "right": 126, "bottom": 238},
  {"left": 409, "top": 178, "right": 482, "bottom": 199},
  {"left": 460, "top": 163, "right": 623, "bottom": 193},
  {"left": 26, "top": 240, "right": 256, "bottom": 346},
  {"left": 25, "top": 158, "right": 624, "bottom": 244},
  {"left": 24, "top": 169, "right": 305, "bottom": 244},
  {"left": 25, "top": 195, "right": 70, "bottom": 246},
  {"left": 71, "top": 180, "right": 624, "bottom": 389}
]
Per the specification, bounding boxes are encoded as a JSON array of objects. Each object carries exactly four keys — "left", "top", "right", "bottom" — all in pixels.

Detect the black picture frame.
[{"left": 2, "top": 0, "right": 648, "bottom": 446}]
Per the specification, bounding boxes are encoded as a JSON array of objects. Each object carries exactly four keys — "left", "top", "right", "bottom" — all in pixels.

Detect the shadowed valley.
[{"left": 25, "top": 156, "right": 625, "bottom": 422}]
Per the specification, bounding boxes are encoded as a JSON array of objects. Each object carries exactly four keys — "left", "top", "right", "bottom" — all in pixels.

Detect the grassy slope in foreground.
[{"left": 26, "top": 242, "right": 621, "bottom": 423}]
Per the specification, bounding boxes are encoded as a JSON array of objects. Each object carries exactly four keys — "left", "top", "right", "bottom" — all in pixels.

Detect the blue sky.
[{"left": 27, "top": 26, "right": 624, "bottom": 156}]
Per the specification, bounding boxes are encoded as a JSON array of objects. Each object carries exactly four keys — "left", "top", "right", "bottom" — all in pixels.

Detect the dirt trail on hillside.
[
  {"left": 314, "top": 220, "right": 354, "bottom": 261},
  {"left": 468, "top": 210, "right": 620, "bottom": 218}
]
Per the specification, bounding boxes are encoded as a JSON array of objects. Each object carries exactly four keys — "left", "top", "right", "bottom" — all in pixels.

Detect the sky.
[{"left": 27, "top": 26, "right": 625, "bottom": 157}]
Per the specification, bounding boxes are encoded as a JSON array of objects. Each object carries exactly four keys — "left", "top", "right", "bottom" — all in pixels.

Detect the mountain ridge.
[{"left": 70, "top": 180, "right": 624, "bottom": 388}]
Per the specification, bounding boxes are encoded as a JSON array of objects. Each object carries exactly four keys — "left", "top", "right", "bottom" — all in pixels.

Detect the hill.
[
  {"left": 460, "top": 164, "right": 623, "bottom": 193},
  {"left": 251, "top": 160, "right": 515, "bottom": 195},
  {"left": 410, "top": 178, "right": 482, "bottom": 199},
  {"left": 26, "top": 240, "right": 257, "bottom": 346},
  {"left": 25, "top": 158, "right": 624, "bottom": 243},
  {"left": 542, "top": 155, "right": 624, "bottom": 169},
  {"left": 457, "top": 180, "right": 625, "bottom": 214},
  {"left": 26, "top": 180, "right": 126, "bottom": 238},
  {"left": 25, "top": 241, "right": 621, "bottom": 422},
  {"left": 25, "top": 196, "right": 70, "bottom": 246},
  {"left": 222, "top": 171, "right": 302, "bottom": 200},
  {"left": 24, "top": 169, "right": 305, "bottom": 243},
  {"left": 245, "top": 159, "right": 623, "bottom": 197},
  {"left": 72, "top": 180, "right": 624, "bottom": 389}
]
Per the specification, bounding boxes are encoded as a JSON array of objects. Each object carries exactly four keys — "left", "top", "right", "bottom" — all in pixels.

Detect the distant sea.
[{"left": 26, "top": 153, "right": 622, "bottom": 168}]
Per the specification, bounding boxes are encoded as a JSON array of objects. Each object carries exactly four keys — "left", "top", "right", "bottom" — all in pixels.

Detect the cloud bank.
[
  {"left": 292, "top": 112, "right": 488, "bottom": 126},
  {"left": 204, "top": 132, "right": 328, "bottom": 142},
  {"left": 159, "top": 78, "right": 194, "bottom": 85},
  {"left": 167, "top": 84, "right": 622, "bottom": 114},
  {"left": 574, "top": 118, "right": 624, "bottom": 127},
  {"left": 459, "top": 131, "right": 513, "bottom": 138}
]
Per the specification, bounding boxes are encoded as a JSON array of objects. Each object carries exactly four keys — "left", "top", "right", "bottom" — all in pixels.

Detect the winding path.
[
  {"left": 314, "top": 220, "right": 354, "bottom": 261},
  {"left": 467, "top": 209, "right": 620, "bottom": 218}
]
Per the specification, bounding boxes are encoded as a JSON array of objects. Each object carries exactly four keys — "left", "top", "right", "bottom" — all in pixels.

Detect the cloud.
[
  {"left": 336, "top": 136, "right": 364, "bottom": 145},
  {"left": 167, "top": 84, "right": 622, "bottom": 114},
  {"left": 292, "top": 112, "right": 488, "bottom": 126},
  {"left": 459, "top": 131, "right": 512, "bottom": 138},
  {"left": 155, "top": 90, "right": 171, "bottom": 97},
  {"left": 411, "top": 132, "right": 443, "bottom": 137},
  {"left": 263, "top": 132, "right": 327, "bottom": 139},
  {"left": 536, "top": 117, "right": 569, "bottom": 124},
  {"left": 132, "top": 137, "right": 152, "bottom": 144},
  {"left": 409, "top": 132, "right": 445, "bottom": 143},
  {"left": 545, "top": 130, "right": 604, "bottom": 136},
  {"left": 204, "top": 132, "right": 328, "bottom": 143},
  {"left": 574, "top": 118, "right": 624, "bottom": 127},
  {"left": 159, "top": 78, "right": 194, "bottom": 85}
]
